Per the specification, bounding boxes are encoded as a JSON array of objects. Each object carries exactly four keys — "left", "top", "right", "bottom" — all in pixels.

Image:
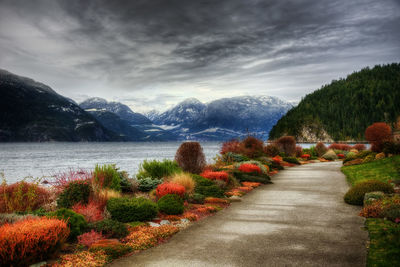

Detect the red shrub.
[
  {"left": 0, "top": 217, "right": 69, "bottom": 266},
  {"left": 337, "top": 154, "right": 345, "bottom": 159},
  {"left": 200, "top": 170, "right": 229, "bottom": 182},
  {"left": 156, "top": 183, "right": 186, "bottom": 199},
  {"left": 276, "top": 136, "right": 296, "bottom": 156},
  {"left": 295, "top": 145, "right": 303, "bottom": 157},
  {"left": 241, "top": 136, "right": 265, "bottom": 158},
  {"left": 77, "top": 230, "right": 104, "bottom": 247},
  {"left": 352, "top": 144, "right": 366, "bottom": 151},
  {"left": 72, "top": 202, "right": 104, "bottom": 223},
  {"left": 272, "top": 156, "right": 282, "bottom": 164},
  {"left": 0, "top": 181, "right": 50, "bottom": 213},
  {"left": 175, "top": 142, "right": 206, "bottom": 174},
  {"left": 365, "top": 122, "right": 392, "bottom": 152},
  {"left": 238, "top": 164, "right": 262, "bottom": 174},
  {"left": 328, "top": 143, "right": 352, "bottom": 151},
  {"left": 359, "top": 201, "right": 384, "bottom": 218},
  {"left": 51, "top": 169, "right": 92, "bottom": 190},
  {"left": 264, "top": 143, "right": 280, "bottom": 157},
  {"left": 220, "top": 139, "right": 241, "bottom": 155},
  {"left": 301, "top": 154, "right": 310, "bottom": 159},
  {"left": 315, "top": 142, "right": 328, "bottom": 156}
]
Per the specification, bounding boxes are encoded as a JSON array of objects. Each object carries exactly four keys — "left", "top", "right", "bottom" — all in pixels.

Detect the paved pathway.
[{"left": 110, "top": 161, "right": 367, "bottom": 267}]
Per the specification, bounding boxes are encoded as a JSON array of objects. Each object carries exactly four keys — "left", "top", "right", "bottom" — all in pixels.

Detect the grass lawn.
[
  {"left": 366, "top": 218, "right": 400, "bottom": 267},
  {"left": 341, "top": 155, "right": 400, "bottom": 186}
]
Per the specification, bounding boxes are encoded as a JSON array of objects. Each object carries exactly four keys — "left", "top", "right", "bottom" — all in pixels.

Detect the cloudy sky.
[{"left": 0, "top": 0, "right": 399, "bottom": 112}]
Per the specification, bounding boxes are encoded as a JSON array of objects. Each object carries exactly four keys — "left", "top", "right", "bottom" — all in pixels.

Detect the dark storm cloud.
[{"left": 0, "top": 0, "right": 399, "bottom": 111}]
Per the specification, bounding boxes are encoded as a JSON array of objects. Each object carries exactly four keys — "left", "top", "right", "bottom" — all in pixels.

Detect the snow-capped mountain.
[
  {"left": 152, "top": 98, "right": 206, "bottom": 126},
  {"left": 143, "top": 109, "right": 160, "bottom": 121},
  {"left": 151, "top": 96, "right": 293, "bottom": 140},
  {"left": 80, "top": 97, "right": 151, "bottom": 125}
]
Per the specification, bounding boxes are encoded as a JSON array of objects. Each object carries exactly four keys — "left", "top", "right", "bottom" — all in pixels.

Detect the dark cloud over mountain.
[{"left": 0, "top": 0, "right": 399, "bottom": 111}]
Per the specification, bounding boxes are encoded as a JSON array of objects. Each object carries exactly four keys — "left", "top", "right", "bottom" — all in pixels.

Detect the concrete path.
[{"left": 110, "top": 161, "right": 367, "bottom": 267}]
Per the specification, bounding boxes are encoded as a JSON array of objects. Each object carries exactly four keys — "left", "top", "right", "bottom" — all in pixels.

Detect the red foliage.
[
  {"left": 365, "top": 122, "right": 392, "bottom": 152},
  {"left": 337, "top": 154, "right": 345, "bottom": 159},
  {"left": 72, "top": 201, "right": 104, "bottom": 223},
  {"left": 264, "top": 143, "right": 280, "bottom": 157},
  {"left": 276, "top": 136, "right": 296, "bottom": 156},
  {"left": 295, "top": 145, "right": 303, "bottom": 157},
  {"left": 359, "top": 201, "right": 384, "bottom": 218},
  {"left": 272, "top": 156, "right": 282, "bottom": 164},
  {"left": 77, "top": 230, "right": 104, "bottom": 247},
  {"left": 200, "top": 170, "right": 229, "bottom": 182},
  {"left": 301, "top": 154, "right": 310, "bottom": 159},
  {"left": 175, "top": 142, "right": 206, "bottom": 174},
  {"left": 0, "top": 217, "right": 69, "bottom": 266},
  {"left": 238, "top": 163, "right": 262, "bottom": 174},
  {"left": 220, "top": 139, "right": 242, "bottom": 155},
  {"left": 352, "top": 144, "right": 366, "bottom": 151},
  {"left": 328, "top": 143, "right": 352, "bottom": 151},
  {"left": 0, "top": 181, "right": 50, "bottom": 213},
  {"left": 51, "top": 169, "right": 92, "bottom": 190},
  {"left": 156, "top": 182, "right": 186, "bottom": 199},
  {"left": 241, "top": 136, "right": 265, "bottom": 158},
  {"left": 241, "top": 182, "right": 261, "bottom": 188}
]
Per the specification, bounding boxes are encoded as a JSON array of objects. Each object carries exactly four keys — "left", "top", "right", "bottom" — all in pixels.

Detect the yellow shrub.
[
  {"left": 170, "top": 173, "right": 195, "bottom": 194},
  {"left": 96, "top": 188, "right": 122, "bottom": 200}
]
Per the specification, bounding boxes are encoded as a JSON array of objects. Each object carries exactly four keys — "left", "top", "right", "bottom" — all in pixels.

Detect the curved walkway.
[{"left": 110, "top": 161, "right": 367, "bottom": 267}]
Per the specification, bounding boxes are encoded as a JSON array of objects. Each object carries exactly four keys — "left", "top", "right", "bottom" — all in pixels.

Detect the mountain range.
[{"left": 0, "top": 68, "right": 293, "bottom": 141}]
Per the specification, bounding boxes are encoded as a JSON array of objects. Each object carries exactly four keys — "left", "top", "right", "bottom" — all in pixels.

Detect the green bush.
[
  {"left": 136, "top": 159, "right": 181, "bottom": 179},
  {"left": 362, "top": 155, "right": 375, "bottom": 163},
  {"left": 119, "top": 171, "right": 135, "bottom": 192},
  {"left": 223, "top": 152, "right": 249, "bottom": 162},
  {"left": 232, "top": 170, "right": 271, "bottom": 184},
  {"left": 383, "top": 141, "right": 400, "bottom": 155},
  {"left": 47, "top": 208, "right": 87, "bottom": 241},
  {"left": 157, "top": 194, "right": 184, "bottom": 215},
  {"left": 191, "top": 174, "right": 215, "bottom": 186},
  {"left": 356, "top": 150, "right": 375, "bottom": 159},
  {"left": 384, "top": 204, "right": 400, "bottom": 223},
  {"left": 57, "top": 181, "right": 91, "bottom": 208},
  {"left": 188, "top": 193, "right": 205, "bottom": 204},
  {"left": 90, "top": 244, "right": 133, "bottom": 260},
  {"left": 107, "top": 197, "right": 158, "bottom": 222},
  {"left": 282, "top": 157, "right": 300, "bottom": 164},
  {"left": 344, "top": 180, "right": 394, "bottom": 205},
  {"left": 138, "top": 177, "right": 162, "bottom": 192},
  {"left": 322, "top": 149, "right": 338, "bottom": 160},
  {"left": 88, "top": 219, "right": 128, "bottom": 238},
  {"left": 93, "top": 164, "right": 121, "bottom": 191}
]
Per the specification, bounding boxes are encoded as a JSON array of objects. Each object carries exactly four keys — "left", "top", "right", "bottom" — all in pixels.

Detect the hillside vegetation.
[{"left": 269, "top": 63, "right": 400, "bottom": 141}]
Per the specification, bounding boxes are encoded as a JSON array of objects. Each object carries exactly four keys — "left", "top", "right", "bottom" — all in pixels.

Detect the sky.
[{"left": 0, "top": 0, "right": 399, "bottom": 112}]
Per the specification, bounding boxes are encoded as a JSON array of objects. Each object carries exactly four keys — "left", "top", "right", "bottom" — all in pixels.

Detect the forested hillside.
[{"left": 269, "top": 63, "right": 400, "bottom": 141}]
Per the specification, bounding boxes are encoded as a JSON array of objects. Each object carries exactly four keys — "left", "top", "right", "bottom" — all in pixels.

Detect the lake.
[{"left": 0, "top": 142, "right": 358, "bottom": 183}]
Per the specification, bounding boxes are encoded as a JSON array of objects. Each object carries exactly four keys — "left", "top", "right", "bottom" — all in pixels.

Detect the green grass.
[
  {"left": 366, "top": 218, "right": 400, "bottom": 267},
  {"left": 341, "top": 156, "right": 400, "bottom": 186}
]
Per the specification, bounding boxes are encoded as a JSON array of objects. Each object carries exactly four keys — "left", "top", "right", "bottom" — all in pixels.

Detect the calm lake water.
[
  {"left": 0, "top": 142, "right": 222, "bottom": 183},
  {"left": 0, "top": 142, "right": 359, "bottom": 183}
]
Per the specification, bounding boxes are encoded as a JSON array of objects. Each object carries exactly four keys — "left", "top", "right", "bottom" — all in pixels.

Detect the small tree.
[
  {"left": 175, "top": 142, "right": 206, "bottom": 174},
  {"left": 365, "top": 122, "right": 392, "bottom": 152},
  {"left": 276, "top": 136, "right": 296, "bottom": 156},
  {"left": 241, "top": 136, "right": 265, "bottom": 158}
]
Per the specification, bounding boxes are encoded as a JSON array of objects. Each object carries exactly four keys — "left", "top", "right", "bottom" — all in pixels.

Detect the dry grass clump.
[{"left": 169, "top": 173, "right": 195, "bottom": 194}]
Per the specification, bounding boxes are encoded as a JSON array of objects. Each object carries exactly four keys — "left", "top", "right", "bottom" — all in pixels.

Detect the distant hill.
[
  {"left": 0, "top": 69, "right": 118, "bottom": 141},
  {"left": 269, "top": 63, "right": 400, "bottom": 141},
  {"left": 151, "top": 96, "right": 293, "bottom": 140}
]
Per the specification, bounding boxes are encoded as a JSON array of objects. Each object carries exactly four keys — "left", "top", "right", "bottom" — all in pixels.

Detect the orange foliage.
[
  {"left": 200, "top": 170, "right": 229, "bottom": 182},
  {"left": 123, "top": 225, "right": 179, "bottom": 250},
  {"left": 241, "top": 182, "right": 261, "bottom": 188},
  {"left": 156, "top": 182, "right": 186, "bottom": 199},
  {"left": 0, "top": 217, "right": 69, "bottom": 266},
  {"left": 238, "top": 163, "right": 261, "bottom": 174},
  {"left": 204, "top": 197, "right": 229, "bottom": 204}
]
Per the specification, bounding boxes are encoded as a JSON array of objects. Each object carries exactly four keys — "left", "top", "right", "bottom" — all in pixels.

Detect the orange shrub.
[
  {"left": 52, "top": 250, "right": 107, "bottom": 267},
  {"left": 0, "top": 217, "right": 69, "bottom": 266},
  {"left": 365, "top": 122, "right": 392, "bottom": 152},
  {"left": 200, "top": 170, "right": 229, "bottom": 182},
  {"left": 204, "top": 197, "right": 229, "bottom": 204},
  {"left": 123, "top": 225, "right": 179, "bottom": 250},
  {"left": 241, "top": 182, "right": 261, "bottom": 188},
  {"left": 359, "top": 201, "right": 385, "bottom": 218},
  {"left": 238, "top": 163, "right": 261, "bottom": 174},
  {"left": 156, "top": 182, "right": 185, "bottom": 199},
  {"left": 272, "top": 156, "right": 282, "bottom": 164},
  {"left": 0, "top": 181, "right": 50, "bottom": 213}
]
